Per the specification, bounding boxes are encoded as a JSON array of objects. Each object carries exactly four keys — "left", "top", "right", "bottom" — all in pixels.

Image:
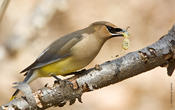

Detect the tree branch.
[
  {"left": 2, "top": 0, "right": 68, "bottom": 57},
  {"left": 1, "top": 24, "right": 175, "bottom": 110},
  {"left": 0, "top": 0, "right": 10, "bottom": 23}
]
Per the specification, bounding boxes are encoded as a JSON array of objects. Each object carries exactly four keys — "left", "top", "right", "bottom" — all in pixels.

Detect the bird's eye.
[
  {"left": 105, "top": 25, "right": 122, "bottom": 33},
  {"left": 115, "top": 28, "right": 123, "bottom": 32},
  {"left": 106, "top": 25, "right": 116, "bottom": 33}
]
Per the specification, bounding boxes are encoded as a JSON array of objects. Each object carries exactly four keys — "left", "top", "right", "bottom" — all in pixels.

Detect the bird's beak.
[{"left": 110, "top": 28, "right": 129, "bottom": 38}]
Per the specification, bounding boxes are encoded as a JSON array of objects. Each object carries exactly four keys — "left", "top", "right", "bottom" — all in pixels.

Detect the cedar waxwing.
[{"left": 10, "top": 21, "right": 129, "bottom": 100}]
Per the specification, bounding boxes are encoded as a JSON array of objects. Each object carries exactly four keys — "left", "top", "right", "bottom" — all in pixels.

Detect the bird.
[{"left": 10, "top": 21, "right": 128, "bottom": 100}]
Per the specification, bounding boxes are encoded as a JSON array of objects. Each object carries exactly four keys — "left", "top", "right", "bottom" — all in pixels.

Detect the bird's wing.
[{"left": 21, "top": 32, "right": 83, "bottom": 73}]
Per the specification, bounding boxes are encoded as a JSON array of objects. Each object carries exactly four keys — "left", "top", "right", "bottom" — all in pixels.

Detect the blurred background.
[{"left": 0, "top": 0, "right": 175, "bottom": 110}]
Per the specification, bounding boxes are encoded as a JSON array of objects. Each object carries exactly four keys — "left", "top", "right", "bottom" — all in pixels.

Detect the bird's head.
[{"left": 89, "top": 21, "right": 128, "bottom": 40}]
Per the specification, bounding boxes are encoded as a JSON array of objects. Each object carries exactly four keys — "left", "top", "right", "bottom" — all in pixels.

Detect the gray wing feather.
[{"left": 21, "top": 31, "right": 83, "bottom": 73}]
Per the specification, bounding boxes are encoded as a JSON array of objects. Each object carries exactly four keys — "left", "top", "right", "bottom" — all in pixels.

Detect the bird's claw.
[{"left": 50, "top": 74, "right": 62, "bottom": 84}]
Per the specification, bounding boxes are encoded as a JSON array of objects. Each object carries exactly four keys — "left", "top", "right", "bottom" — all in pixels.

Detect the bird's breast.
[{"left": 71, "top": 34, "right": 104, "bottom": 62}]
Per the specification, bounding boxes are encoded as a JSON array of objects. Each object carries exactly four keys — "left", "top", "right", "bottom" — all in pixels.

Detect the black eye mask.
[{"left": 105, "top": 25, "right": 123, "bottom": 33}]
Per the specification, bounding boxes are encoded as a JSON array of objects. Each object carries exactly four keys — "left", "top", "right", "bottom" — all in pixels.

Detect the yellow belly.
[{"left": 37, "top": 57, "right": 86, "bottom": 77}]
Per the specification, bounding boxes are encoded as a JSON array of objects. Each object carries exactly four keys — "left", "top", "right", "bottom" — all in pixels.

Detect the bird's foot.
[
  {"left": 50, "top": 74, "right": 73, "bottom": 86},
  {"left": 50, "top": 74, "right": 62, "bottom": 84}
]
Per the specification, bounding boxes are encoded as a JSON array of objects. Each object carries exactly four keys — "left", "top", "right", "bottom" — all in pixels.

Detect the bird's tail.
[{"left": 10, "top": 70, "right": 38, "bottom": 101}]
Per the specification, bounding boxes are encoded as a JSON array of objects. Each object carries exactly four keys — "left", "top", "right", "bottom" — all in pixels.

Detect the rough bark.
[{"left": 1, "top": 24, "right": 175, "bottom": 110}]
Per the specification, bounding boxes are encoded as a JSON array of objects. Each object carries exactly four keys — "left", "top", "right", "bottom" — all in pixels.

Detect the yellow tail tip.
[{"left": 10, "top": 96, "right": 15, "bottom": 101}]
